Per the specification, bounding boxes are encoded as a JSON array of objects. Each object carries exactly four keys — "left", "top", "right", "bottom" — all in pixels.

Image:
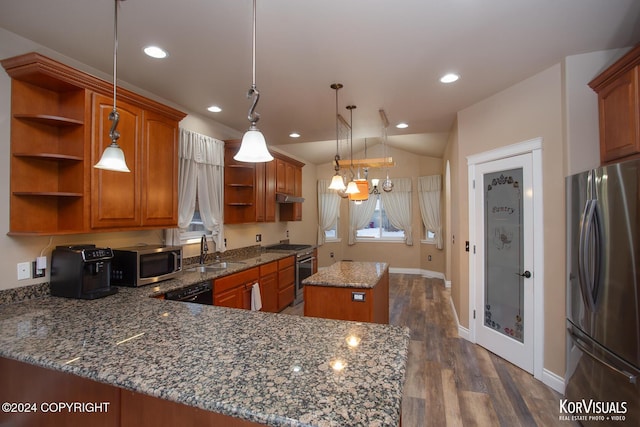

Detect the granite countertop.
[
  {"left": 144, "top": 252, "right": 292, "bottom": 298},
  {"left": 0, "top": 255, "right": 409, "bottom": 427},
  {"left": 302, "top": 261, "right": 389, "bottom": 289}
]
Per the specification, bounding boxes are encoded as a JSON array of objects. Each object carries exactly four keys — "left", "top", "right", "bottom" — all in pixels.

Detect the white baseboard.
[
  {"left": 421, "top": 269, "right": 445, "bottom": 280},
  {"left": 448, "top": 294, "right": 471, "bottom": 340},
  {"left": 542, "top": 368, "right": 565, "bottom": 394},
  {"left": 387, "top": 268, "right": 445, "bottom": 281},
  {"left": 388, "top": 267, "right": 422, "bottom": 275}
]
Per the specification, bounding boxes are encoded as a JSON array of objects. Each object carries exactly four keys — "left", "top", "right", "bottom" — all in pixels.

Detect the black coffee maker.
[{"left": 50, "top": 245, "right": 118, "bottom": 299}]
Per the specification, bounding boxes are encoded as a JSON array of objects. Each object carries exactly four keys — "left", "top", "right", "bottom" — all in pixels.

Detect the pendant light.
[
  {"left": 346, "top": 105, "right": 368, "bottom": 201},
  {"left": 328, "top": 83, "right": 346, "bottom": 191},
  {"left": 344, "top": 104, "right": 359, "bottom": 196},
  {"left": 379, "top": 109, "right": 394, "bottom": 192},
  {"left": 234, "top": 0, "right": 273, "bottom": 162},
  {"left": 94, "top": 0, "right": 130, "bottom": 172}
]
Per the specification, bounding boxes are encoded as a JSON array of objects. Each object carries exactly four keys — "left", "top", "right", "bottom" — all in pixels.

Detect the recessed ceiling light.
[
  {"left": 396, "top": 122, "right": 409, "bottom": 129},
  {"left": 207, "top": 105, "right": 222, "bottom": 113},
  {"left": 289, "top": 132, "right": 300, "bottom": 138},
  {"left": 143, "top": 46, "right": 168, "bottom": 59},
  {"left": 440, "top": 73, "right": 459, "bottom": 83}
]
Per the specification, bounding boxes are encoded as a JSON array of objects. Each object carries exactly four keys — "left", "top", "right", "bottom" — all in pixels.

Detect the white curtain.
[
  {"left": 166, "top": 128, "right": 225, "bottom": 251},
  {"left": 317, "top": 180, "right": 341, "bottom": 245},
  {"left": 348, "top": 196, "right": 377, "bottom": 245},
  {"left": 418, "top": 175, "right": 443, "bottom": 249},
  {"left": 380, "top": 177, "right": 413, "bottom": 246}
]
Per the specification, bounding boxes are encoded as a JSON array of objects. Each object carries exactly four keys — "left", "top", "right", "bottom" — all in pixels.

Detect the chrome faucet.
[{"left": 199, "top": 234, "right": 208, "bottom": 265}]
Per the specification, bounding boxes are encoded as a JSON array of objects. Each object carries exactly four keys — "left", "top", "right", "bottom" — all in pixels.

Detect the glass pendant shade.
[
  {"left": 235, "top": 0, "right": 273, "bottom": 163},
  {"left": 329, "top": 173, "right": 346, "bottom": 191},
  {"left": 94, "top": 142, "right": 130, "bottom": 172},
  {"left": 234, "top": 127, "right": 274, "bottom": 162},
  {"left": 94, "top": 0, "right": 129, "bottom": 173},
  {"left": 345, "top": 180, "right": 360, "bottom": 194},
  {"left": 349, "top": 179, "right": 369, "bottom": 201}
]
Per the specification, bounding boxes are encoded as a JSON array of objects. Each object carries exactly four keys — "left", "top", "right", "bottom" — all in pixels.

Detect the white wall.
[
  {"left": 563, "top": 48, "right": 630, "bottom": 176},
  {"left": 452, "top": 63, "right": 566, "bottom": 377}
]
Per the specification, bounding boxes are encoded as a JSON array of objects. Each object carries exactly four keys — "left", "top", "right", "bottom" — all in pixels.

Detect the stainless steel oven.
[{"left": 295, "top": 249, "right": 316, "bottom": 305}]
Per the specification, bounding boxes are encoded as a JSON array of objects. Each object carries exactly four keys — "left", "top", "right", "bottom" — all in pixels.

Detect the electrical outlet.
[
  {"left": 428, "top": 255, "right": 432, "bottom": 261},
  {"left": 255, "top": 234, "right": 262, "bottom": 242},
  {"left": 32, "top": 261, "right": 45, "bottom": 278},
  {"left": 330, "top": 252, "right": 334, "bottom": 258},
  {"left": 286, "top": 230, "right": 289, "bottom": 238},
  {"left": 17, "top": 262, "right": 31, "bottom": 280}
]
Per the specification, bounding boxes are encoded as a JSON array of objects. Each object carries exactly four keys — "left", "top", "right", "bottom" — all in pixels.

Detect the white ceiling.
[{"left": 1, "top": 0, "right": 639, "bottom": 164}]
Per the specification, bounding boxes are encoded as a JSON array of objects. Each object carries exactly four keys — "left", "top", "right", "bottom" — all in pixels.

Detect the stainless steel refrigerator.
[{"left": 566, "top": 158, "right": 639, "bottom": 426}]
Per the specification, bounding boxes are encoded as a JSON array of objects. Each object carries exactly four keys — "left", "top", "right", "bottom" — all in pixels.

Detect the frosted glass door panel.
[{"left": 484, "top": 169, "right": 524, "bottom": 343}]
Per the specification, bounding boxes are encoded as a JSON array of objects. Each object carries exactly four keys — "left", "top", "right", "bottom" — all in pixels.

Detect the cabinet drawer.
[
  {"left": 260, "top": 261, "right": 278, "bottom": 276},
  {"left": 278, "top": 256, "right": 295, "bottom": 269},
  {"left": 278, "top": 266, "right": 295, "bottom": 290},
  {"left": 214, "top": 267, "right": 259, "bottom": 295},
  {"left": 278, "top": 285, "right": 294, "bottom": 311}
]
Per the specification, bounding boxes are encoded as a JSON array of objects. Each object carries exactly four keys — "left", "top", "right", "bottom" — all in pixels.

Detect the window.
[
  {"left": 356, "top": 195, "right": 405, "bottom": 240},
  {"left": 423, "top": 228, "right": 437, "bottom": 244},
  {"left": 324, "top": 217, "right": 339, "bottom": 241},
  {"left": 180, "top": 196, "right": 212, "bottom": 244}
]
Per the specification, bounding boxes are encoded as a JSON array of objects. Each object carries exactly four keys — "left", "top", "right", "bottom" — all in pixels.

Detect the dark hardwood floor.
[{"left": 284, "top": 273, "right": 575, "bottom": 427}]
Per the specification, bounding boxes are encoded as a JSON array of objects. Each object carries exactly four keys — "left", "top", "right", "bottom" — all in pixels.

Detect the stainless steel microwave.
[{"left": 111, "top": 245, "right": 182, "bottom": 287}]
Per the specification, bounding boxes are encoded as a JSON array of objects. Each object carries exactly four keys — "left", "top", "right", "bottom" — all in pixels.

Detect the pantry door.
[{"left": 468, "top": 139, "right": 543, "bottom": 377}]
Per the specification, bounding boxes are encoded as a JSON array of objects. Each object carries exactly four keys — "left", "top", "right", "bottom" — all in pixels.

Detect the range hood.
[{"left": 276, "top": 193, "right": 305, "bottom": 203}]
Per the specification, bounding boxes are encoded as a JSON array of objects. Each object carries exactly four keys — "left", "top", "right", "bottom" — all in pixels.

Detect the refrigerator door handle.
[
  {"left": 578, "top": 199, "right": 602, "bottom": 312},
  {"left": 568, "top": 328, "right": 637, "bottom": 384}
]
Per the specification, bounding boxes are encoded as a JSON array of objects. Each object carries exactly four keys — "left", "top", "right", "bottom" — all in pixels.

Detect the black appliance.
[
  {"left": 50, "top": 245, "right": 117, "bottom": 299},
  {"left": 164, "top": 281, "right": 212, "bottom": 305},
  {"left": 265, "top": 243, "right": 316, "bottom": 305}
]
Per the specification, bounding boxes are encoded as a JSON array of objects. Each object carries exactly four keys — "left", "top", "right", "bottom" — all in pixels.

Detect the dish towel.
[{"left": 251, "top": 283, "right": 262, "bottom": 311}]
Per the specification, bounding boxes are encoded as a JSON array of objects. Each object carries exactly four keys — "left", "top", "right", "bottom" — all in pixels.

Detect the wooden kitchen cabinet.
[
  {"left": 264, "top": 159, "right": 277, "bottom": 222},
  {"left": 3, "top": 57, "right": 87, "bottom": 234},
  {"left": 224, "top": 141, "right": 299, "bottom": 224},
  {"left": 91, "top": 93, "right": 181, "bottom": 229},
  {"left": 589, "top": 44, "right": 640, "bottom": 164},
  {"left": 91, "top": 93, "right": 142, "bottom": 228},
  {"left": 254, "top": 159, "right": 276, "bottom": 223},
  {"left": 279, "top": 165, "right": 303, "bottom": 221},
  {"left": 1, "top": 52, "right": 185, "bottom": 235},
  {"left": 277, "top": 256, "right": 295, "bottom": 311},
  {"left": 213, "top": 267, "right": 259, "bottom": 310},
  {"left": 259, "top": 261, "right": 279, "bottom": 312}
]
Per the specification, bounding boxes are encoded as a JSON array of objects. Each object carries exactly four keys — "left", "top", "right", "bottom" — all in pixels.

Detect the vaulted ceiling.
[{"left": 1, "top": 0, "right": 639, "bottom": 164}]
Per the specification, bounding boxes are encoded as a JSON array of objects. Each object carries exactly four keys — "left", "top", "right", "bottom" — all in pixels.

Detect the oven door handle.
[
  {"left": 181, "top": 291, "right": 210, "bottom": 303},
  {"left": 298, "top": 256, "right": 316, "bottom": 264}
]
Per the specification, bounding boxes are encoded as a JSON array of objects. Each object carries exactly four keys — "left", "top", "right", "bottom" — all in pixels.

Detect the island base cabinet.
[
  {"left": 304, "top": 269, "right": 389, "bottom": 324},
  {"left": 121, "top": 390, "right": 258, "bottom": 427},
  {"left": 0, "top": 356, "right": 120, "bottom": 427},
  {"left": 0, "top": 357, "right": 262, "bottom": 427}
]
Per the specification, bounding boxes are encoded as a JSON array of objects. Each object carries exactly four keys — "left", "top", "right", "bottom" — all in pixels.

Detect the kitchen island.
[
  {"left": 0, "top": 258, "right": 408, "bottom": 427},
  {"left": 303, "top": 261, "right": 390, "bottom": 324}
]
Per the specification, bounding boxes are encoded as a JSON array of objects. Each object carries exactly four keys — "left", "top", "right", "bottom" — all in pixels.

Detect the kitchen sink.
[{"left": 185, "top": 261, "right": 245, "bottom": 273}]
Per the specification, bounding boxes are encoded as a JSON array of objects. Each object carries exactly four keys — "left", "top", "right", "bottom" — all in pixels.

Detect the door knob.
[{"left": 519, "top": 270, "right": 532, "bottom": 278}]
